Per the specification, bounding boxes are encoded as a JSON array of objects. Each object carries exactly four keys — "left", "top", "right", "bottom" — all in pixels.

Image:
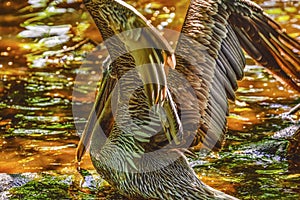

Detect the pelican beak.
[
  {"left": 76, "top": 71, "right": 114, "bottom": 163},
  {"left": 76, "top": 91, "right": 102, "bottom": 163},
  {"left": 76, "top": 110, "right": 98, "bottom": 163}
]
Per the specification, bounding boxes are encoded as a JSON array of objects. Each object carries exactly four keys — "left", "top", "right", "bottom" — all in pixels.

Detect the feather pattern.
[{"left": 76, "top": 0, "right": 300, "bottom": 199}]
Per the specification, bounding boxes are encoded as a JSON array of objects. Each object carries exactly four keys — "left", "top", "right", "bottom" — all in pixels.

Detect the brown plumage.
[{"left": 76, "top": 0, "right": 300, "bottom": 199}]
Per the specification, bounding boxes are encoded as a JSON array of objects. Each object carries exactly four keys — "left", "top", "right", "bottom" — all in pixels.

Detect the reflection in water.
[
  {"left": 0, "top": 0, "right": 299, "bottom": 199},
  {"left": 0, "top": 0, "right": 90, "bottom": 173}
]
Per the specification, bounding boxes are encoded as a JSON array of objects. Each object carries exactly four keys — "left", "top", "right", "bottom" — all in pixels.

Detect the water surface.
[{"left": 0, "top": 0, "right": 299, "bottom": 199}]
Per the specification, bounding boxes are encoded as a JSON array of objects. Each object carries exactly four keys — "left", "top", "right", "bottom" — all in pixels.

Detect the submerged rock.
[
  {"left": 0, "top": 173, "right": 37, "bottom": 200},
  {"left": 0, "top": 170, "right": 123, "bottom": 200}
]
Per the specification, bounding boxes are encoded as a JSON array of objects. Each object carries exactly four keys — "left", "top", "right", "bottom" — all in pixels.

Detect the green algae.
[{"left": 9, "top": 175, "right": 71, "bottom": 200}]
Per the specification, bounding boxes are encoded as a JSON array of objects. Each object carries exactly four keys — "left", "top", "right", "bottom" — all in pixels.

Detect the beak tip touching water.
[{"left": 76, "top": 140, "right": 87, "bottom": 164}]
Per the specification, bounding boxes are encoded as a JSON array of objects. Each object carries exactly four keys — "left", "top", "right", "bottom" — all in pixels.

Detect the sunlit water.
[{"left": 0, "top": 0, "right": 299, "bottom": 199}]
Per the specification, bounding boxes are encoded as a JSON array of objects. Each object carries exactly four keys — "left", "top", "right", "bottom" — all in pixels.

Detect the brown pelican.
[{"left": 76, "top": 0, "right": 300, "bottom": 199}]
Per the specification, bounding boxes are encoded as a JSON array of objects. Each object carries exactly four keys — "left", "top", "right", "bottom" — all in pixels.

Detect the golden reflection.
[{"left": 0, "top": 0, "right": 298, "bottom": 169}]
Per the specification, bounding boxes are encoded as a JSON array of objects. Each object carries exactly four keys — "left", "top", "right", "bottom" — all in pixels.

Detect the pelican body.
[{"left": 77, "top": 0, "right": 300, "bottom": 199}]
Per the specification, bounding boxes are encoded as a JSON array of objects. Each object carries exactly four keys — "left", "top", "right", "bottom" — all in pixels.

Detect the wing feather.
[
  {"left": 226, "top": 0, "right": 300, "bottom": 92},
  {"left": 174, "top": 0, "right": 245, "bottom": 151},
  {"left": 176, "top": 0, "right": 299, "bottom": 152}
]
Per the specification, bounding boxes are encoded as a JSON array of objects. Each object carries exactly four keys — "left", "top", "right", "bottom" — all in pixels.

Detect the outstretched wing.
[
  {"left": 170, "top": 0, "right": 245, "bottom": 151},
  {"left": 173, "top": 0, "right": 299, "bottom": 152},
  {"left": 226, "top": 0, "right": 300, "bottom": 92}
]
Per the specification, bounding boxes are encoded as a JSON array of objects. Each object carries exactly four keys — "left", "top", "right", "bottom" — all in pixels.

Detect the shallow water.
[{"left": 0, "top": 0, "right": 299, "bottom": 199}]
